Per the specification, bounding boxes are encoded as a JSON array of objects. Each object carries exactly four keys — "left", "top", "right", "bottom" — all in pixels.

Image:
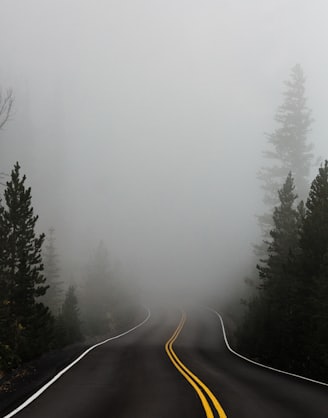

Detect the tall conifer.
[
  {"left": 83, "top": 242, "right": 113, "bottom": 335},
  {"left": 42, "top": 227, "right": 63, "bottom": 315},
  {"left": 258, "top": 173, "right": 300, "bottom": 367},
  {"left": 60, "top": 286, "right": 83, "bottom": 345},
  {"left": 258, "top": 64, "right": 314, "bottom": 244},
  {"left": 297, "top": 160, "right": 328, "bottom": 376},
  {"left": 239, "top": 173, "right": 300, "bottom": 368},
  {"left": 0, "top": 163, "right": 53, "bottom": 365}
]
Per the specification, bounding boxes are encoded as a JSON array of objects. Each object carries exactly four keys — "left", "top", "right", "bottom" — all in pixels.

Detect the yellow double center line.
[{"left": 165, "top": 311, "right": 227, "bottom": 418}]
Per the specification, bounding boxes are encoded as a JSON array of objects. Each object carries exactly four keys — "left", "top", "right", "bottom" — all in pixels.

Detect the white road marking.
[
  {"left": 2, "top": 307, "right": 151, "bottom": 418},
  {"left": 207, "top": 307, "right": 328, "bottom": 387}
]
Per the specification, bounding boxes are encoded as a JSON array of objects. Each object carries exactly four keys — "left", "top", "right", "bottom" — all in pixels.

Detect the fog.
[{"left": 0, "top": 1, "right": 328, "bottom": 300}]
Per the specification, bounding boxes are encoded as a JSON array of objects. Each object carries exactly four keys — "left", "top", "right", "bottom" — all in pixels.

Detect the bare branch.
[{"left": 0, "top": 88, "right": 14, "bottom": 130}]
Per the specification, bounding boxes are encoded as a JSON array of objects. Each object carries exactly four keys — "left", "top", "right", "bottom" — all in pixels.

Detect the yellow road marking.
[{"left": 165, "top": 311, "right": 227, "bottom": 418}]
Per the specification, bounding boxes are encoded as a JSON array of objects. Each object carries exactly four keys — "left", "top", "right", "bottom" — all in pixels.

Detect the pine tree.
[
  {"left": 56, "top": 286, "right": 83, "bottom": 346},
  {"left": 0, "top": 199, "right": 19, "bottom": 370},
  {"left": 240, "top": 163, "right": 328, "bottom": 380},
  {"left": 257, "top": 64, "right": 314, "bottom": 243},
  {"left": 258, "top": 173, "right": 301, "bottom": 367},
  {"left": 0, "top": 163, "right": 53, "bottom": 366},
  {"left": 42, "top": 227, "right": 63, "bottom": 315},
  {"left": 259, "top": 173, "right": 299, "bottom": 284},
  {"left": 82, "top": 242, "right": 113, "bottom": 335},
  {"left": 297, "top": 160, "right": 328, "bottom": 376},
  {"left": 239, "top": 173, "right": 301, "bottom": 368},
  {"left": 314, "top": 252, "right": 328, "bottom": 377},
  {"left": 301, "top": 161, "right": 328, "bottom": 275}
]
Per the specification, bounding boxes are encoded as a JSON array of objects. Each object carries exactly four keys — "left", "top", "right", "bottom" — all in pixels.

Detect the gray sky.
[{"left": 0, "top": 0, "right": 328, "bottom": 296}]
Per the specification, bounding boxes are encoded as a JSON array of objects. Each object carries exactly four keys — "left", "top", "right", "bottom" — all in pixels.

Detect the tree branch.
[{"left": 0, "top": 89, "right": 14, "bottom": 130}]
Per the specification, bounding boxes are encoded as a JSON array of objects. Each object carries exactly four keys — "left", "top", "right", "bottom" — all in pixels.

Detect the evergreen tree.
[
  {"left": 56, "top": 286, "right": 83, "bottom": 346},
  {"left": 296, "top": 160, "right": 328, "bottom": 376},
  {"left": 314, "top": 252, "right": 328, "bottom": 376},
  {"left": 42, "top": 227, "right": 63, "bottom": 315},
  {"left": 259, "top": 173, "right": 301, "bottom": 367},
  {"left": 239, "top": 173, "right": 300, "bottom": 368},
  {"left": 240, "top": 163, "right": 328, "bottom": 381},
  {"left": 259, "top": 172, "right": 299, "bottom": 285},
  {"left": 0, "top": 163, "right": 53, "bottom": 367},
  {"left": 301, "top": 160, "right": 328, "bottom": 275},
  {"left": 0, "top": 199, "right": 19, "bottom": 370},
  {"left": 82, "top": 242, "right": 113, "bottom": 335},
  {"left": 257, "top": 64, "right": 314, "bottom": 243}
]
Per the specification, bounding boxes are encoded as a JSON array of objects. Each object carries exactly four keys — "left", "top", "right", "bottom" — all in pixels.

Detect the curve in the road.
[
  {"left": 208, "top": 307, "right": 328, "bottom": 388},
  {"left": 3, "top": 307, "right": 151, "bottom": 418},
  {"left": 165, "top": 311, "right": 227, "bottom": 418}
]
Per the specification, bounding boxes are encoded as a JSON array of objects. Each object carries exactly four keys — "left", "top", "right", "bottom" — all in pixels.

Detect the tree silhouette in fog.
[
  {"left": 0, "top": 163, "right": 53, "bottom": 369},
  {"left": 257, "top": 64, "right": 314, "bottom": 247}
]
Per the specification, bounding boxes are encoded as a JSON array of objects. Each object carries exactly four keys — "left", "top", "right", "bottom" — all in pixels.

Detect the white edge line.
[
  {"left": 206, "top": 306, "right": 328, "bottom": 388},
  {"left": 2, "top": 307, "right": 151, "bottom": 418}
]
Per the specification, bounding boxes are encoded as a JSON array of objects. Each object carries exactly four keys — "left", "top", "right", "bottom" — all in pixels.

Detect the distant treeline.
[{"left": 0, "top": 163, "right": 137, "bottom": 373}]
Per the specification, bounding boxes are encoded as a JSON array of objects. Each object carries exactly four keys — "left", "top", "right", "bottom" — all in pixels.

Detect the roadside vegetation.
[
  {"left": 0, "top": 95, "right": 138, "bottom": 374},
  {"left": 1, "top": 64, "right": 328, "bottom": 385},
  {"left": 0, "top": 162, "right": 138, "bottom": 374},
  {"left": 0, "top": 163, "right": 81, "bottom": 372},
  {"left": 238, "top": 65, "right": 328, "bottom": 382}
]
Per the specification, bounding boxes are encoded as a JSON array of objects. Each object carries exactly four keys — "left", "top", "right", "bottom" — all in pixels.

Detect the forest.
[
  {"left": 0, "top": 63, "right": 328, "bottom": 386},
  {"left": 237, "top": 64, "right": 328, "bottom": 382},
  {"left": 0, "top": 139, "right": 136, "bottom": 372}
]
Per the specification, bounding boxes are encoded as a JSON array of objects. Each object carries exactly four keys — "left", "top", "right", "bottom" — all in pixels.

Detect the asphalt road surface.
[{"left": 3, "top": 306, "right": 328, "bottom": 418}]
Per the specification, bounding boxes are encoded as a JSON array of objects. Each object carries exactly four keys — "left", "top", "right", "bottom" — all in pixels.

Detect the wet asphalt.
[{"left": 4, "top": 306, "right": 328, "bottom": 418}]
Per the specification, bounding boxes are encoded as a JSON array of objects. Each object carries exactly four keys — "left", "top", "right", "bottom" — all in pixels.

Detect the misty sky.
[{"left": 0, "top": 1, "right": 328, "bottom": 295}]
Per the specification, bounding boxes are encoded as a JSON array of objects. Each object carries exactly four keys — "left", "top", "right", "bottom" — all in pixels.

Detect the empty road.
[{"left": 3, "top": 306, "right": 328, "bottom": 417}]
